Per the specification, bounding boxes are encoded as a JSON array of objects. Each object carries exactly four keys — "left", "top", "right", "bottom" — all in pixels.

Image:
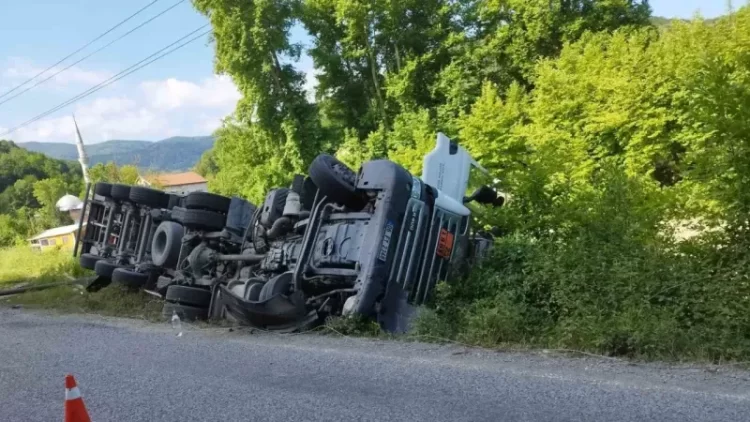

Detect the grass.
[
  {"left": 1, "top": 284, "right": 162, "bottom": 320},
  {"left": 0, "top": 246, "right": 90, "bottom": 287},
  {"left": 0, "top": 245, "right": 159, "bottom": 320}
]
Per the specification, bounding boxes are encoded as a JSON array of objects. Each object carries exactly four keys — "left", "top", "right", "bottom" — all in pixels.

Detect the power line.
[
  {"left": 1, "top": 25, "right": 211, "bottom": 138},
  {"left": 0, "top": 0, "right": 186, "bottom": 109},
  {"left": 0, "top": 0, "right": 162, "bottom": 102}
]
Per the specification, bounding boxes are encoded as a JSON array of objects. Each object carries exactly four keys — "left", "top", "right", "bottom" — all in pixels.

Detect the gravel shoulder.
[{"left": 1, "top": 308, "right": 748, "bottom": 422}]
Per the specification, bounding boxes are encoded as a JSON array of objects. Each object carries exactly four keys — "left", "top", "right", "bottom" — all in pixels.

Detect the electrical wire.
[
  {"left": 0, "top": 0, "right": 186, "bottom": 109},
  {"left": 1, "top": 25, "right": 211, "bottom": 138},
  {"left": 0, "top": 0, "right": 162, "bottom": 101}
]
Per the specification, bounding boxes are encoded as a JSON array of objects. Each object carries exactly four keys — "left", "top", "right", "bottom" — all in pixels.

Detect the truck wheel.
[
  {"left": 129, "top": 186, "right": 169, "bottom": 209},
  {"left": 162, "top": 302, "right": 208, "bottom": 321},
  {"left": 309, "top": 154, "right": 366, "bottom": 210},
  {"left": 184, "top": 192, "right": 231, "bottom": 213},
  {"left": 94, "top": 182, "right": 113, "bottom": 198},
  {"left": 170, "top": 206, "right": 186, "bottom": 224},
  {"left": 151, "top": 221, "right": 184, "bottom": 268},
  {"left": 165, "top": 285, "right": 212, "bottom": 307},
  {"left": 110, "top": 184, "right": 132, "bottom": 202},
  {"left": 94, "top": 260, "right": 120, "bottom": 278},
  {"left": 112, "top": 268, "right": 149, "bottom": 289},
  {"left": 79, "top": 253, "right": 102, "bottom": 270},
  {"left": 300, "top": 177, "right": 317, "bottom": 211},
  {"left": 180, "top": 209, "right": 225, "bottom": 231},
  {"left": 259, "top": 272, "right": 293, "bottom": 301}
]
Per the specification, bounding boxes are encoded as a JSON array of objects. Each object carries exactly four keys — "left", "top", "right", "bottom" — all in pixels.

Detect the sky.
[{"left": 0, "top": 0, "right": 730, "bottom": 144}]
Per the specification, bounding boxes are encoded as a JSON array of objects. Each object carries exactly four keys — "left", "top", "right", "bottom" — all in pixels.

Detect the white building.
[{"left": 137, "top": 171, "right": 208, "bottom": 195}]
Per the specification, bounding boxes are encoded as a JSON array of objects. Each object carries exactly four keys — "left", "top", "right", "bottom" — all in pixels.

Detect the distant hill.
[
  {"left": 20, "top": 136, "right": 214, "bottom": 172},
  {"left": 650, "top": 15, "right": 720, "bottom": 28}
]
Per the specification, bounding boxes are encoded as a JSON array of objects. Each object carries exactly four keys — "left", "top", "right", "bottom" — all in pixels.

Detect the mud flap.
[{"left": 377, "top": 284, "right": 417, "bottom": 333}]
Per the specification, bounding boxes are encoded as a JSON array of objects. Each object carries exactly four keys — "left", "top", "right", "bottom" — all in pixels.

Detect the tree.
[
  {"left": 194, "top": 148, "right": 219, "bottom": 178},
  {"left": 192, "top": 0, "right": 327, "bottom": 196},
  {"left": 88, "top": 162, "right": 140, "bottom": 185},
  {"left": 436, "top": 0, "right": 652, "bottom": 123},
  {"left": 33, "top": 177, "right": 70, "bottom": 228}
]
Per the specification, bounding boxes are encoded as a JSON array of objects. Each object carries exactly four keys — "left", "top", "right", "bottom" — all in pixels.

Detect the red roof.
[{"left": 147, "top": 172, "right": 206, "bottom": 187}]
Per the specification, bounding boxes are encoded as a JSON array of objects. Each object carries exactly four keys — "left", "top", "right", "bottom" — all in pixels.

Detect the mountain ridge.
[{"left": 19, "top": 136, "right": 214, "bottom": 172}]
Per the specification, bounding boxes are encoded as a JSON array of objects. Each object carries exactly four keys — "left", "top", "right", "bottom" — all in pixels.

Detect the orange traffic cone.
[{"left": 64, "top": 374, "right": 92, "bottom": 422}]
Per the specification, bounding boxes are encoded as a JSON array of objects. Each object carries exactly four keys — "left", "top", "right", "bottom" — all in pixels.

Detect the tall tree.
[
  {"left": 436, "top": 0, "right": 652, "bottom": 122},
  {"left": 193, "top": 0, "right": 324, "bottom": 201}
]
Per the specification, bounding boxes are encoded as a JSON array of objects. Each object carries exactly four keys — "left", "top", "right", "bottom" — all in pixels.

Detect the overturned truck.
[{"left": 77, "top": 133, "right": 502, "bottom": 332}]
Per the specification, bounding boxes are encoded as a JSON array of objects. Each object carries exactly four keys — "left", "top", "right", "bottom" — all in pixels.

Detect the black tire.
[
  {"left": 155, "top": 275, "right": 176, "bottom": 296},
  {"left": 165, "top": 285, "right": 212, "bottom": 307},
  {"left": 184, "top": 192, "right": 231, "bottom": 213},
  {"left": 180, "top": 208, "right": 225, "bottom": 231},
  {"left": 94, "top": 259, "right": 120, "bottom": 278},
  {"left": 94, "top": 182, "right": 113, "bottom": 198},
  {"left": 79, "top": 253, "right": 102, "bottom": 270},
  {"left": 167, "top": 194, "right": 182, "bottom": 210},
  {"left": 170, "top": 206, "right": 186, "bottom": 223},
  {"left": 300, "top": 177, "right": 318, "bottom": 211},
  {"left": 162, "top": 302, "right": 209, "bottom": 321},
  {"left": 129, "top": 186, "right": 169, "bottom": 209},
  {"left": 308, "top": 154, "right": 366, "bottom": 210},
  {"left": 112, "top": 268, "right": 149, "bottom": 289},
  {"left": 259, "top": 272, "right": 293, "bottom": 301},
  {"left": 151, "top": 221, "right": 184, "bottom": 268},
  {"left": 110, "top": 184, "right": 132, "bottom": 202}
]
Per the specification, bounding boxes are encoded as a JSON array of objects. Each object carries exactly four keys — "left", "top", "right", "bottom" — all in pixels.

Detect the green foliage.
[
  {"left": 411, "top": 9, "right": 750, "bottom": 360},
  {"left": 194, "top": 148, "right": 219, "bottom": 178},
  {"left": 0, "top": 140, "right": 83, "bottom": 246},
  {"left": 196, "top": 1, "right": 750, "bottom": 359},
  {"left": 0, "top": 246, "right": 89, "bottom": 286},
  {"left": 88, "top": 162, "right": 140, "bottom": 186},
  {"left": 193, "top": 0, "right": 325, "bottom": 200}
]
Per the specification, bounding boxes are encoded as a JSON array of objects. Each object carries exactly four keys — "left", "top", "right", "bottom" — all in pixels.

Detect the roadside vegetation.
[
  {"left": 0, "top": 244, "right": 157, "bottom": 319},
  {"left": 0, "top": 246, "right": 88, "bottom": 286},
  {"left": 191, "top": 1, "right": 750, "bottom": 361},
  {"left": 2, "top": 284, "right": 162, "bottom": 320},
  {"left": 3, "top": 2, "right": 749, "bottom": 361}
]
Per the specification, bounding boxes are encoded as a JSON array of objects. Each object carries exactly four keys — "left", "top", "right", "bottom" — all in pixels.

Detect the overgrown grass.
[
  {"left": 410, "top": 233, "right": 750, "bottom": 362},
  {"left": 0, "top": 246, "right": 90, "bottom": 286},
  {"left": 2, "top": 284, "right": 162, "bottom": 320},
  {"left": 0, "top": 246, "right": 157, "bottom": 319}
]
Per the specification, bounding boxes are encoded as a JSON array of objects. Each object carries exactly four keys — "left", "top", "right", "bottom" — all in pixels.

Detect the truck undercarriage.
[{"left": 76, "top": 133, "right": 502, "bottom": 332}]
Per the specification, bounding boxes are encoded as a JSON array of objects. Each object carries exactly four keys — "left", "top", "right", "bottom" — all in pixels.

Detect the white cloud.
[
  {"left": 3, "top": 57, "right": 112, "bottom": 87},
  {"left": 141, "top": 75, "right": 241, "bottom": 111},
  {"left": 3, "top": 76, "right": 241, "bottom": 143}
]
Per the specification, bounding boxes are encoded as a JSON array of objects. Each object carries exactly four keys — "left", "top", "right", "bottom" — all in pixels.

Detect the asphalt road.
[{"left": 0, "top": 309, "right": 748, "bottom": 422}]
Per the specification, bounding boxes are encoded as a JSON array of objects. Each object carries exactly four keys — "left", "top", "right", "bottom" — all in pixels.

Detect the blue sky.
[{"left": 0, "top": 0, "right": 729, "bottom": 144}]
